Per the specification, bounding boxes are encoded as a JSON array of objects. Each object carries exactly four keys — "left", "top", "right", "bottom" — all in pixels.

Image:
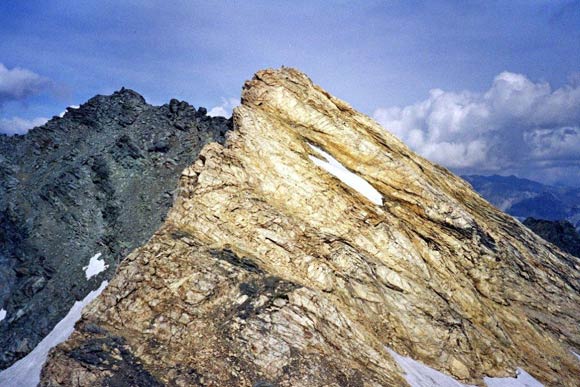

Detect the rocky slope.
[
  {"left": 41, "top": 68, "right": 580, "bottom": 386},
  {"left": 0, "top": 89, "right": 230, "bottom": 369},
  {"left": 523, "top": 218, "right": 580, "bottom": 259}
]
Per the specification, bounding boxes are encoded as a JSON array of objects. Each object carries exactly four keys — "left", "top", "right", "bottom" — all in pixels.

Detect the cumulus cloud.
[
  {"left": 0, "top": 63, "right": 52, "bottom": 105},
  {"left": 0, "top": 116, "right": 48, "bottom": 135},
  {"left": 59, "top": 105, "right": 79, "bottom": 118},
  {"left": 373, "top": 72, "right": 580, "bottom": 185},
  {"left": 207, "top": 97, "right": 239, "bottom": 117}
]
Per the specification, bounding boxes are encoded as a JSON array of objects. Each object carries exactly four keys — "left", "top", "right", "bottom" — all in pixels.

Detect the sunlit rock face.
[{"left": 41, "top": 68, "right": 580, "bottom": 386}]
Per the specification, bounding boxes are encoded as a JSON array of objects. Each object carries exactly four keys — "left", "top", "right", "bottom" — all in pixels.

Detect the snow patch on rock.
[
  {"left": 484, "top": 369, "right": 544, "bottom": 387},
  {"left": 387, "top": 348, "right": 474, "bottom": 387},
  {"left": 0, "top": 308, "right": 6, "bottom": 322},
  {"left": 83, "top": 252, "right": 108, "bottom": 279},
  {"left": 0, "top": 281, "right": 108, "bottom": 387},
  {"left": 308, "top": 144, "right": 383, "bottom": 205},
  {"left": 387, "top": 348, "right": 544, "bottom": 387}
]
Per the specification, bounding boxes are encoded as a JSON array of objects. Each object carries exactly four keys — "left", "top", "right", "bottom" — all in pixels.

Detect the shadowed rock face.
[
  {"left": 0, "top": 89, "right": 230, "bottom": 369},
  {"left": 41, "top": 69, "right": 579, "bottom": 386},
  {"left": 523, "top": 218, "right": 580, "bottom": 259}
]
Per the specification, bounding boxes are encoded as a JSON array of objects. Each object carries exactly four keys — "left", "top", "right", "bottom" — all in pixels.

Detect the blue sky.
[{"left": 0, "top": 1, "right": 579, "bottom": 185}]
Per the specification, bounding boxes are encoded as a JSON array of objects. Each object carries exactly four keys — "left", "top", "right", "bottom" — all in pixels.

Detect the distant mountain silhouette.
[{"left": 463, "top": 174, "right": 580, "bottom": 230}]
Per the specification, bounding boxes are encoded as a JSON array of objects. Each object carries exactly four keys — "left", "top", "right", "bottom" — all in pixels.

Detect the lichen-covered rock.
[
  {"left": 0, "top": 89, "right": 230, "bottom": 369},
  {"left": 41, "top": 68, "right": 580, "bottom": 386}
]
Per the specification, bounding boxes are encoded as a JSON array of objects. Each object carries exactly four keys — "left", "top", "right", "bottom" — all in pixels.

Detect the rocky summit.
[
  {"left": 40, "top": 68, "right": 579, "bottom": 386},
  {"left": 0, "top": 89, "right": 230, "bottom": 369}
]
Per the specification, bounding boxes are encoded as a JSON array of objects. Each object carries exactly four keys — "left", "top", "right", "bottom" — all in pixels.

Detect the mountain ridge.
[
  {"left": 40, "top": 68, "right": 580, "bottom": 386},
  {"left": 0, "top": 88, "right": 230, "bottom": 370}
]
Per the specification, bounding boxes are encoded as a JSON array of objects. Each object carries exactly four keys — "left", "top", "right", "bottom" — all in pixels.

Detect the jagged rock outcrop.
[
  {"left": 0, "top": 89, "right": 230, "bottom": 369},
  {"left": 523, "top": 218, "right": 580, "bottom": 259},
  {"left": 41, "top": 68, "right": 580, "bottom": 386}
]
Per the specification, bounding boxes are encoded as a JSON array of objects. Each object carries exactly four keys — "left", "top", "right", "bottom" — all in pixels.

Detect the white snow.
[
  {"left": 0, "top": 281, "right": 108, "bottom": 387},
  {"left": 484, "top": 369, "right": 544, "bottom": 387},
  {"left": 83, "top": 252, "right": 108, "bottom": 279},
  {"left": 308, "top": 144, "right": 383, "bottom": 205},
  {"left": 0, "top": 308, "right": 6, "bottom": 322},
  {"left": 58, "top": 105, "right": 79, "bottom": 118},
  {"left": 387, "top": 348, "right": 545, "bottom": 387},
  {"left": 388, "top": 348, "right": 475, "bottom": 387},
  {"left": 573, "top": 351, "right": 580, "bottom": 361}
]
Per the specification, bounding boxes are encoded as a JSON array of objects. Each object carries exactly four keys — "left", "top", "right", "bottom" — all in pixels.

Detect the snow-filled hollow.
[
  {"left": 0, "top": 281, "right": 108, "bottom": 387},
  {"left": 387, "top": 348, "right": 544, "bottom": 387},
  {"left": 83, "top": 252, "right": 108, "bottom": 279},
  {"left": 308, "top": 144, "right": 383, "bottom": 206}
]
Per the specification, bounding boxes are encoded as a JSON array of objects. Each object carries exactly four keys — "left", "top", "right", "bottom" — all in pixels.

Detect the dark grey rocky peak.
[{"left": 0, "top": 88, "right": 232, "bottom": 369}]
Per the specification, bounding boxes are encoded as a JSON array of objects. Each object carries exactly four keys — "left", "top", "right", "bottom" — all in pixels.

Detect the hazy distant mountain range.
[{"left": 463, "top": 174, "right": 580, "bottom": 231}]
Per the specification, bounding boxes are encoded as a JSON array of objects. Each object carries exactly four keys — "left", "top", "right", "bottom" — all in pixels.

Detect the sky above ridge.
[{"left": 0, "top": 0, "right": 579, "bottom": 186}]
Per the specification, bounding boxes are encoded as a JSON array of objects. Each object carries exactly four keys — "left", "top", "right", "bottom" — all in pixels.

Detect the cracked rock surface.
[
  {"left": 41, "top": 68, "right": 579, "bottom": 386},
  {"left": 0, "top": 89, "right": 230, "bottom": 369}
]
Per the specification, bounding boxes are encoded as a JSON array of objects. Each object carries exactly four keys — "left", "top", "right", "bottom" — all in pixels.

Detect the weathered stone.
[
  {"left": 41, "top": 68, "right": 580, "bottom": 386},
  {"left": 0, "top": 89, "right": 231, "bottom": 369}
]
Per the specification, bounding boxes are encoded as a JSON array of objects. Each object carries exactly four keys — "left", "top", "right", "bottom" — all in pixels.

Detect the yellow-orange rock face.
[{"left": 41, "top": 68, "right": 579, "bottom": 386}]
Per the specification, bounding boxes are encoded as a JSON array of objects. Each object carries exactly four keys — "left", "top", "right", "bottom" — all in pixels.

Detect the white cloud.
[
  {"left": 59, "top": 105, "right": 79, "bottom": 118},
  {"left": 373, "top": 72, "right": 580, "bottom": 185},
  {"left": 0, "top": 64, "right": 53, "bottom": 135},
  {"left": 0, "top": 63, "right": 51, "bottom": 105},
  {"left": 207, "top": 106, "right": 228, "bottom": 117},
  {"left": 207, "top": 97, "right": 239, "bottom": 117},
  {"left": 0, "top": 116, "right": 48, "bottom": 135}
]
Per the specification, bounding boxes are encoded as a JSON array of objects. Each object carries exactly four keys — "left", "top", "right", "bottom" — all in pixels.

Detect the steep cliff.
[
  {"left": 41, "top": 68, "right": 580, "bottom": 386},
  {"left": 0, "top": 90, "right": 230, "bottom": 369}
]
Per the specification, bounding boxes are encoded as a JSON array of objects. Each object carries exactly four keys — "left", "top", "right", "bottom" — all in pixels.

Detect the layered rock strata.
[{"left": 41, "top": 68, "right": 579, "bottom": 386}]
